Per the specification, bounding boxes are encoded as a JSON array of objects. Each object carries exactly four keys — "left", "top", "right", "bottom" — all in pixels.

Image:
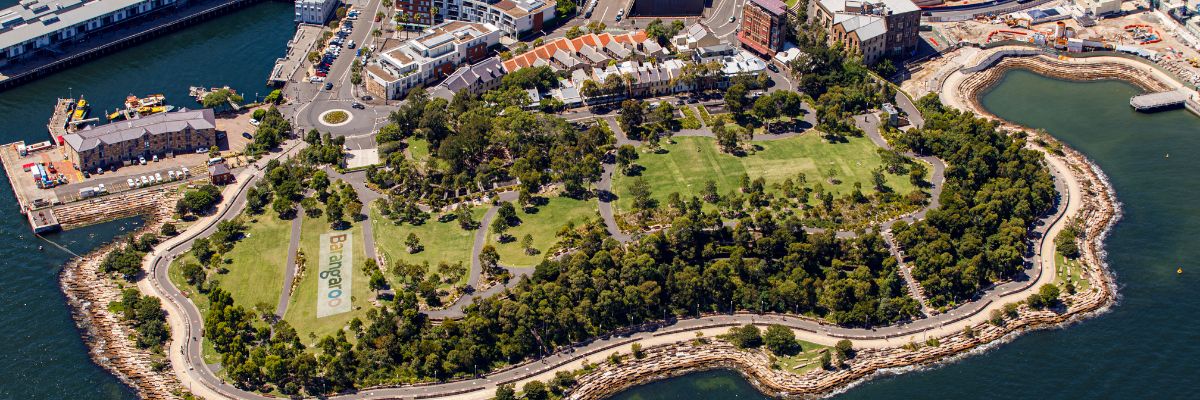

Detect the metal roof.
[
  {"left": 63, "top": 109, "right": 216, "bottom": 152},
  {"left": 1, "top": 0, "right": 150, "bottom": 50}
]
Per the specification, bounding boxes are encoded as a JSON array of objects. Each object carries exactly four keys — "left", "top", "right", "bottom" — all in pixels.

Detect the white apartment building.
[
  {"left": 433, "top": 0, "right": 555, "bottom": 38},
  {"left": 0, "top": 0, "right": 184, "bottom": 65},
  {"left": 365, "top": 21, "right": 501, "bottom": 99},
  {"left": 295, "top": 0, "right": 338, "bottom": 24}
]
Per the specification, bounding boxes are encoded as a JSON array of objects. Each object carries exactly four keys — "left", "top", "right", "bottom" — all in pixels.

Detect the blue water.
[
  {"left": 0, "top": 2, "right": 293, "bottom": 398},
  {"left": 613, "top": 71, "right": 1200, "bottom": 399}
]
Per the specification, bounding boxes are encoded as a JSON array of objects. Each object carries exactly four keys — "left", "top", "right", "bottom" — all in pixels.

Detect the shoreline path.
[{"left": 139, "top": 99, "right": 1082, "bottom": 398}]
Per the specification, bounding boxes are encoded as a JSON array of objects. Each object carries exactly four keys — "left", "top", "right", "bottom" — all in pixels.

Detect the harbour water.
[
  {"left": 611, "top": 70, "right": 1200, "bottom": 399},
  {"left": 0, "top": 2, "right": 292, "bottom": 398}
]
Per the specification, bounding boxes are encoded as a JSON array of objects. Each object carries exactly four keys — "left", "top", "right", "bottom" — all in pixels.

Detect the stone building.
[
  {"left": 809, "top": 0, "right": 921, "bottom": 64},
  {"left": 62, "top": 109, "right": 217, "bottom": 171}
]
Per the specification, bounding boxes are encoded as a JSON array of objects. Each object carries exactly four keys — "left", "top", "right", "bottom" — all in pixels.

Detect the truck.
[{"left": 79, "top": 187, "right": 97, "bottom": 199}]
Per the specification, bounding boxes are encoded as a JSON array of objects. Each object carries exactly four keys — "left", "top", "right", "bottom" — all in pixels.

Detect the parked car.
[
  {"left": 361, "top": 95, "right": 373, "bottom": 101},
  {"left": 767, "top": 63, "right": 779, "bottom": 72},
  {"left": 127, "top": 178, "right": 135, "bottom": 188},
  {"left": 138, "top": 156, "right": 146, "bottom": 165},
  {"left": 140, "top": 176, "right": 149, "bottom": 185},
  {"left": 168, "top": 170, "right": 176, "bottom": 180},
  {"left": 243, "top": 132, "right": 254, "bottom": 139},
  {"left": 195, "top": 147, "right": 207, "bottom": 154},
  {"left": 97, "top": 183, "right": 106, "bottom": 193},
  {"left": 325, "top": 82, "right": 334, "bottom": 90}
]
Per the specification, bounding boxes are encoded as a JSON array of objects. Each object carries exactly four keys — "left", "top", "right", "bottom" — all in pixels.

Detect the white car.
[
  {"left": 97, "top": 183, "right": 106, "bottom": 193},
  {"left": 168, "top": 170, "right": 176, "bottom": 180},
  {"left": 729, "top": 16, "right": 736, "bottom": 23},
  {"left": 127, "top": 178, "right": 135, "bottom": 188},
  {"left": 250, "top": 118, "right": 260, "bottom": 126},
  {"left": 155, "top": 173, "right": 163, "bottom": 183},
  {"left": 138, "top": 156, "right": 146, "bottom": 165},
  {"left": 140, "top": 176, "right": 149, "bottom": 185}
]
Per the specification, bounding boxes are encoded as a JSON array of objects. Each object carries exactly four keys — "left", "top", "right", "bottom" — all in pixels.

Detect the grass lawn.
[
  {"left": 283, "top": 216, "right": 371, "bottom": 344},
  {"left": 215, "top": 214, "right": 291, "bottom": 311},
  {"left": 1055, "top": 252, "right": 1090, "bottom": 291},
  {"left": 369, "top": 201, "right": 487, "bottom": 286},
  {"left": 774, "top": 339, "right": 830, "bottom": 374},
  {"left": 487, "top": 196, "right": 596, "bottom": 268},
  {"left": 612, "top": 135, "right": 917, "bottom": 212}
]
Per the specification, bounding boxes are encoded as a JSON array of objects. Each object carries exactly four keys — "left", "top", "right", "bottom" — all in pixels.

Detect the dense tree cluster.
[
  {"left": 175, "top": 184, "right": 222, "bottom": 216},
  {"left": 370, "top": 87, "right": 610, "bottom": 214},
  {"left": 118, "top": 289, "right": 168, "bottom": 350},
  {"left": 246, "top": 107, "right": 292, "bottom": 154},
  {"left": 890, "top": 96, "right": 1055, "bottom": 307}
]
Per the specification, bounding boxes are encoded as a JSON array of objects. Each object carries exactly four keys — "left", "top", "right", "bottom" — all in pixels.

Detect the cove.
[{"left": 608, "top": 70, "right": 1200, "bottom": 399}]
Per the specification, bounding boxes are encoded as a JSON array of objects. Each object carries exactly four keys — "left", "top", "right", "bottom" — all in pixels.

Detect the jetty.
[
  {"left": 46, "top": 98, "right": 75, "bottom": 140},
  {"left": 1130, "top": 89, "right": 1189, "bottom": 112}
]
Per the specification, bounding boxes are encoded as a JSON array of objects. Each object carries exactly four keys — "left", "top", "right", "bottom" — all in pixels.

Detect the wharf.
[
  {"left": 1130, "top": 89, "right": 1189, "bottom": 112},
  {"left": 269, "top": 24, "right": 324, "bottom": 86},
  {"left": 47, "top": 98, "right": 75, "bottom": 141},
  {"left": 0, "top": 0, "right": 265, "bottom": 92}
]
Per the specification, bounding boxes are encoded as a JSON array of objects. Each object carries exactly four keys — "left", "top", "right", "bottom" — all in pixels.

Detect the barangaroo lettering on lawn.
[{"left": 317, "top": 233, "right": 352, "bottom": 318}]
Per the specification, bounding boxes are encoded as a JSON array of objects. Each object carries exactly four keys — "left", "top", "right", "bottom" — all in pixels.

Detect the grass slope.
[
  {"left": 613, "top": 135, "right": 916, "bottom": 211},
  {"left": 369, "top": 202, "right": 486, "bottom": 286},
  {"left": 283, "top": 216, "right": 370, "bottom": 344},
  {"left": 487, "top": 196, "right": 596, "bottom": 268}
]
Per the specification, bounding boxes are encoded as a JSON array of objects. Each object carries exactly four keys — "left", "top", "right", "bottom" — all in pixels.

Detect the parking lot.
[{"left": 308, "top": 10, "right": 364, "bottom": 86}]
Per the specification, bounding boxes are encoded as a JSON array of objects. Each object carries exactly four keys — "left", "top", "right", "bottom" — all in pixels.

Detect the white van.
[{"left": 208, "top": 157, "right": 224, "bottom": 166}]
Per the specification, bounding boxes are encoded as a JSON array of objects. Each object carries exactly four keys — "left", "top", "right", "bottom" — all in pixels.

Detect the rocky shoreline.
[
  {"left": 59, "top": 194, "right": 184, "bottom": 400},
  {"left": 566, "top": 58, "right": 1125, "bottom": 399}
]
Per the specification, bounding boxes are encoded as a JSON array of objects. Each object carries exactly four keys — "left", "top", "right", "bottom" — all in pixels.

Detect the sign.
[{"left": 317, "top": 232, "right": 352, "bottom": 318}]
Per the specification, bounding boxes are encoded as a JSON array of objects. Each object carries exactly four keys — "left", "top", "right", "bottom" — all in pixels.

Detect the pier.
[
  {"left": 0, "top": 0, "right": 267, "bottom": 92},
  {"left": 1130, "top": 89, "right": 1190, "bottom": 112}
]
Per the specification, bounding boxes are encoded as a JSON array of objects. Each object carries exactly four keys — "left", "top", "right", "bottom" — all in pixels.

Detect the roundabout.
[{"left": 318, "top": 109, "right": 353, "bottom": 127}]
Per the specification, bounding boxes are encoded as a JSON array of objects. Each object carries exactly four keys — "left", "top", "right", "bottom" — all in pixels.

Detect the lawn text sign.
[{"left": 317, "top": 232, "right": 352, "bottom": 318}]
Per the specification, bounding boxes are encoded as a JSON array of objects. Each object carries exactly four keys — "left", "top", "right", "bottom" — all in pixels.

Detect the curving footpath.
[{"left": 140, "top": 102, "right": 1084, "bottom": 399}]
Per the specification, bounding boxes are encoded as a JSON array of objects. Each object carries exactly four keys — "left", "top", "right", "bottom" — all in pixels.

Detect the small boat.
[
  {"left": 71, "top": 99, "right": 89, "bottom": 122},
  {"left": 1179, "top": 267, "right": 1184, "bottom": 274},
  {"left": 107, "top": 94, "right": 171, "bottom": 121}
]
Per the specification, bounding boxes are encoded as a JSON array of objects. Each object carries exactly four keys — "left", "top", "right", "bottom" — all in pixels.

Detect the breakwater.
[
  {"left": 59, "top": 193, "right": 185, "bottom": 399},
  {"left": 0, "top": 0, "right": 269, "bottom": 92}
]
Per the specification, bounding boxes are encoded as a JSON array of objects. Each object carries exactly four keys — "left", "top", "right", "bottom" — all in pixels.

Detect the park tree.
[
  {"left": 521, "top": 234, "right": 535, "bottom": 255},
  {"left": 495, "top": 384, "right": 516, "bottom": 400},
  {"left": 522, "top": 380, "right": 549, "bottom": 400},
  {"left": 456, "top": 205, "right": 476, "bottom": 230},
  {"left": 479, "top": 244, "right": 501, "bottom": 277},
  {"left": 724, "top": 83, "right": 750, "bottom": 117},
  {"left": 618, "top": 99, "right": 646, "bottom": 138},
  {"left": 405, "top": 233, "right": 423, "bottom": 254},
  {"left": 616, "top": 144, "right": 638, "bottom": 175},
  {"left": 764, "top": 325, "right": 799, "bottom": 356},
  {"left": 159, "top": 222, "right": 178, "bottom": 237},
  {"left": 727, "top": 324, "right": 762, "bottom": 349},
  {"left": 181, "top": 261, "right": 206, "bottom": 289},
  {"left": 627, "top": 176, "right": 656, "bottom": 214}
]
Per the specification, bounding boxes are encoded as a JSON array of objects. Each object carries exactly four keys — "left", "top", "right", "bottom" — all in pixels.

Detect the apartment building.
[
  {"left": 809, "top": 0, "right": 921, "bottom": 64},
  {"left": 365, "top": 21, "right": 501, "bottom": 99},
  {"left": 737, "top": 0, "right": 790, "bottom": 56},
  {"left": 295, "top": 0, "right": 339, "bottom": 24},
  {"left": 434, "top": 0, "right": 555, "bottom": 37},
  {"left": 62, "top": 109, "right": 217, "bottom": 170},
  {"left": 0, "top": 0, "right": 186, "bottom": 65}
]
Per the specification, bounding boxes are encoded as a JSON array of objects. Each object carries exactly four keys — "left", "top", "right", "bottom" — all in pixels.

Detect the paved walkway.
[{"left": 275, "top": 208, "right": 303, "bottom": 317}]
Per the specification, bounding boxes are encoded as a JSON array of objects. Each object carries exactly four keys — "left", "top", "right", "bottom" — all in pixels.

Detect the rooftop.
[
  {"left": 0, "top": 0, "right": 141, "bottom": 50},
  {"left": 63, "top": 109, "right": 216, "bottom": 153},
  {"left": 818, "top": 0, "right": 920, "bottom": 16},
  {"left": 748, "top": 0, "right": 788, "bottom": 15}
]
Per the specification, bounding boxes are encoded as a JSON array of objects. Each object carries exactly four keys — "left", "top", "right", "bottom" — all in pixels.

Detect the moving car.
[
  {"left": 352, "top": 102, "right": 365, "bottom": 109},
  {"left": 729, "top": 16, "right": 736, "bottom": 23},
  {"left": 325, "top": 82, "right": 334, "bottom": 90},
  {"left": 767, "top": 63, "right": 779, "bottom": 72}
]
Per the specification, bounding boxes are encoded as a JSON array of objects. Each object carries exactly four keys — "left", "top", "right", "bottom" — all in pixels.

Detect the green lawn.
[
  {"left": 774, "top": 339, "right": 830, "bottom": 374},
  {"left": 612, "top": 135, "right": 917, "bottom": 212},
  {"left": 369, "top": 201, "right": 486, "bottom": 286},
  {"left": 407, "top": 138, "right": 439, "bottom": 170},
  {"left": 283, "top": 216, "right": 371, "bottom": 344},
  {"left": 1055, "top": 252, "right": 1090, "bottom": 291},
  {"left": 487, "top": 196, "right": 596, "bottom": 268},
  {"left": 216, "top": 214, "right": 291, "bottom": 311}
]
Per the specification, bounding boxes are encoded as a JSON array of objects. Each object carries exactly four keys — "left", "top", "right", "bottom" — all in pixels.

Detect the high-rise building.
[{"left": 737, "top": 0, "right": 790, "bottom": 56}]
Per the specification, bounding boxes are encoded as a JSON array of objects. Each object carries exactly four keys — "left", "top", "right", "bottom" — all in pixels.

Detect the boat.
[
  {"left": 107, "top": 94, "right": 170, "bottom": 121},
  {"left": 70, "top": 98, "right": 88, "bottom": 122}
]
